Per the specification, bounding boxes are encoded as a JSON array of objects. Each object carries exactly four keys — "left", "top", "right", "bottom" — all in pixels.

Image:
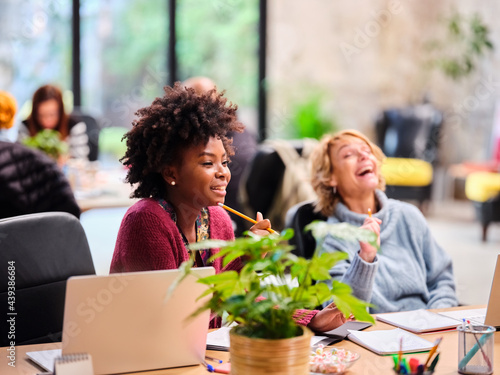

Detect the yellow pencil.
[
  {"left": 217, "top": 203, "right": 279, "bottom": 235},
  {"left": 368, "top": 208, "right": 372, "bottom": 217},
  {"left": 424, "top": 337, "right": 442, "bottom": 370}
]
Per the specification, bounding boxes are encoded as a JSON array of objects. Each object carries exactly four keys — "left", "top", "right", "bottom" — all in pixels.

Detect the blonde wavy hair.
[{"left": 310, "top": 129, "right": 386, "bottom": 217}]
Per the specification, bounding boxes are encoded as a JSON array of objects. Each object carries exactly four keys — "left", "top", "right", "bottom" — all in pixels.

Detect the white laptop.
[
  {"left": 28, "top": 267, "right": 214, "bottom": 374},
  {"left": 438, "top": 253, "right": 500, "bottom": 329}
]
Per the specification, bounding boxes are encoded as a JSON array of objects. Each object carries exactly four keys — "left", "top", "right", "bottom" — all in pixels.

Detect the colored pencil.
[{"left": 218, "top": 203, "right": 278, "bottom": 235}]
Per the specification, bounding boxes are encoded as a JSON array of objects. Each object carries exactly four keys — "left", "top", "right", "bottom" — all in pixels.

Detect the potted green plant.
[
  {"left": 21, "top": 129, "right": 69, "bottom": 164},
  {"left": 177, "top": 221, "right": 378, "bottom": 374}
]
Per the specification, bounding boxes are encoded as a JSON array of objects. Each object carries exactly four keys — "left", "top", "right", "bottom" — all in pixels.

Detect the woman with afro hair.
[{"left": 110, "top": 83, "right": 347, "bottom": 331}]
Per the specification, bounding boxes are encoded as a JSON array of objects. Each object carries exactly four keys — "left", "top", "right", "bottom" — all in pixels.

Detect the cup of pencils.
[
  {"left": 392, "top": 354, "right": 437, "bottom": 374},
  {"left": 457, "top": 323, "right": 494, "bottom": 375},
  {"left": 393, "top": 336, "right": 440, "bottom": 374}
]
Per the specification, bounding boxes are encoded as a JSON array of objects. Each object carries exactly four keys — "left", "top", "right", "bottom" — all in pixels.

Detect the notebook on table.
[
  {"left": 438, "top": 253, "right": 500, "bottom": 329},
  {"left": 346, "top": 328, "right": 435, "bottom": 355},
  {"left": 27, "top": 267, "right": 214, "bottom": 374},
  {"left": 376, "top": 309, "right": 460, "bottom": 333}
]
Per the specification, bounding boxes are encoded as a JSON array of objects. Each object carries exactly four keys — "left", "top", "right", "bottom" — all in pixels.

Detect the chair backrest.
[
  {"left": 0, "top": 212, "right": 95, "bottom": 346},
  {"left": 71, "top": 108, "right": 100, "bottom": 161},
  {"left": 375, "top": 104, "right": 443, "bottom": 164},
  {"left": 284, "top": 200, "right": 326, "bottom": 259}
]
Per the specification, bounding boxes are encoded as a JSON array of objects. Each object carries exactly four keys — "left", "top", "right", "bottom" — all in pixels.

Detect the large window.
[
  {"left": 0, "top": 0, "right": 261, "bottom": 136},
  {"left": 176, "top": 0, "right": 259, "bottom": 131},
  {"left": 0, "top": 0, "right": 72, "bottom": 138},
  {"left": 80, "top": 0, "right": 169, "bottom": 128}
]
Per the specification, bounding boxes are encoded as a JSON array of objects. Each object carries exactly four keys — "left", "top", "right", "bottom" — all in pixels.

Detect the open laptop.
[
  {"left": 438, "top": 253, "right": 500, "bottom": 329},
  {"left": 28, "top": 267, "right": 214, "bottom": 374}
]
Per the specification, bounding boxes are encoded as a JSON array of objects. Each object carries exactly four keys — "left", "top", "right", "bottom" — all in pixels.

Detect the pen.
[
  {"left": 462, "top": 319, "right": 467, "bottom": 356},
  {"left": 201, "top": 360, "right": 215, "bottom": 372},
  {"left": 424, "top": 337, "right": 442, "bottom": 370},
  {"left": 459, "top": 330, "right": 494, "bottom": 371},
  {"left": 401, "top": 357, "right": 410, "bottom": 374},
  {"left": 397, "top": 336, "right": 402, "bottom": 372},
  {"left": 391, "top": 354, "right": 398, "bottom": 369},
  {"left": 461, "top": 323, "right": 493, "bottom": 371},
  {"left": 217, "top": 203, "right": 279, "bottom": 234},
  {"left": 205, "top": 355, "right": 223, "bottom": 364},
  {"left": 408, "top": 357, "right": 420, "bottom": 373},
  {"left": 428, "top": 352, "right": 440, "bottom": 372}
]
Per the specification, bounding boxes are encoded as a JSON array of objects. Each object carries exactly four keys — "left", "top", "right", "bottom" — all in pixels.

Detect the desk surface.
[
  {"left": 72, "top": 166, "right": 137, "bottom": 212},
  {"left": 2, "top": 306, "right": 498, "bottom": 375}
]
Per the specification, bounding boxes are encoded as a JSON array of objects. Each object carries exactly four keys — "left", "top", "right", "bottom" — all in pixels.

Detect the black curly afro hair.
[{"left": 121, "top": 82, "right": 244, "bottom": 199}]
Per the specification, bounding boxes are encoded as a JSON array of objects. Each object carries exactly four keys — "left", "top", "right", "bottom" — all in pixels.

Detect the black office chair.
[
  {"left": 0, "top": 212, "right": 95, "bottom": 346},
  {"left": 375, "top": 104, "right": 443, "bottom": 211},
  {"left": 284, "top": 200, "right": 326, "bottom": 259}
]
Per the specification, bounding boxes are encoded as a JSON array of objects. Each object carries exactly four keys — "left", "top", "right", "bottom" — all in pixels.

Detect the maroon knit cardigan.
[{"left": 110, "top": 198, "right": 318, "bottom": 327}]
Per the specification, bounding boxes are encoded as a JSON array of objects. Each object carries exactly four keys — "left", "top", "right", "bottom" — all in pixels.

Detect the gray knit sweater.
[{"left": 321, "top": 190, "right": 458, "bottom": 313}]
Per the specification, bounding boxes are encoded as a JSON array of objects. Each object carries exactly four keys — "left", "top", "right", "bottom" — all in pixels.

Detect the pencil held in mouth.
[{"left": 217, "top": 203, "right": 279, "bottom": 235}]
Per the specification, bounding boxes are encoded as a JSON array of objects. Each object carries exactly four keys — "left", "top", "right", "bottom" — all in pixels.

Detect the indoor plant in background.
[
  {"left": 176, "top": 221, "right": 378, "bottom": 375},
  {"left": 286, "top": 90, "right": 339, "bottom": 140},
  {"left": 426, "top": 11, "right": 493, "bottom": 81},
  {"left": 22, "top": 129, "right": 69, "bottom": 166}
]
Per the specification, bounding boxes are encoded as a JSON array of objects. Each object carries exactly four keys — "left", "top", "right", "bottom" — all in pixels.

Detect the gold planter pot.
[{"left": 229, "top": 326, "right": 313, "bottom": 375}]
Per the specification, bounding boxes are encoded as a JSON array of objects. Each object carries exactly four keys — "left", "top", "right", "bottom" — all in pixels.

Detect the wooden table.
[
  {"left": 2, "top": 306, "right": 498, "bottom": 374},
  {"left": 71, "top": 165, "right": 137, "bottom": 212}
]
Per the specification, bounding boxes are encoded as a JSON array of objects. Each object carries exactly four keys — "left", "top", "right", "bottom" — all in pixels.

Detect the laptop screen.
[
  {"left": 485, "top": 254, "right": 500, "bottom": 328},
  {"left": 61, "top": 267, "right": 215, "bottom": 375}
]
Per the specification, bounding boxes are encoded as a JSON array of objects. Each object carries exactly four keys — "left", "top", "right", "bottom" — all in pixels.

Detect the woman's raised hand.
[
  {"left": 359, "top": 216, "right": 381, "bottom": 263},
  {"left": 249, "top": 212, "right": 272, "bottom": 236},
  {"left": 307, "top": 301, "right": 347, "bottom": 332}
]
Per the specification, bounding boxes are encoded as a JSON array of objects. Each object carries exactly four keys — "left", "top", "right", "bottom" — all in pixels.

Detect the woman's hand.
[
  {"left": 307, "top": 302, "right": 347, "bottom": 332},
  {"left": 249, "top": 212, "right": 272, "bottom": 236},
  {"left": 359, "top": 216, "right": 381, "bottom": 263}
]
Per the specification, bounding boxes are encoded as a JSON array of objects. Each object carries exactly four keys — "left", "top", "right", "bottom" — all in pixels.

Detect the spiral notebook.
[
  {"left": 54, "top": 353, "right": 94, "bottom": 375},
  {"left": 27, "top": 267, "right": 214, "bottom": 375}
]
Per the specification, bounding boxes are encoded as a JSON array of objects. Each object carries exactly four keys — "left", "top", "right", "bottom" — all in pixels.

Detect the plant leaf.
[{"left": 306, "top": 221, "right": 379, "bottom": 250}]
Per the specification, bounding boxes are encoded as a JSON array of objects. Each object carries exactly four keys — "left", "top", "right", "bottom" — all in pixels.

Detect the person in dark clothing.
[
  {"left": 19, "top": 84, "right": 89, "bottom": 160},
  {"left": 0, "top": 141, "right": 80, "bottom": 219}
]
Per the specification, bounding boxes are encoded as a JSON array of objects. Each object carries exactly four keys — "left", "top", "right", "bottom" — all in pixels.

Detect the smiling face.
[
  {"left": 36, "top": 99, "right": 60, "bottom": 129},
  {"left": 328, "top": 136, "right": 380, "bottom": 199},
  {"left": 165, "top": 136, "right": 231, "bottom": 211}
]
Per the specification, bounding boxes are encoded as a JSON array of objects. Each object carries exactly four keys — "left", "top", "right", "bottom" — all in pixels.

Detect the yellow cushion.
[
  {"left": 465, "top": 171, "right": 500, "bottom": 202},
  {"left": 381, "top": 157, "right": 433, "bottom": 186}
]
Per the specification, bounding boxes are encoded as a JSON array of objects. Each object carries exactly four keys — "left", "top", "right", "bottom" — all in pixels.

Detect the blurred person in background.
[
  {"left": 19, "top": 84, "right": 89, "bottom": 160},
  {"left": 310, "top": 129, "right": 458, "bottom": 314},
  {"left": 0, "top": 90, "right": 80, "bottom": 219},
  {"left": 0, "top": 90, "right": 17, "bottom": 141}
]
